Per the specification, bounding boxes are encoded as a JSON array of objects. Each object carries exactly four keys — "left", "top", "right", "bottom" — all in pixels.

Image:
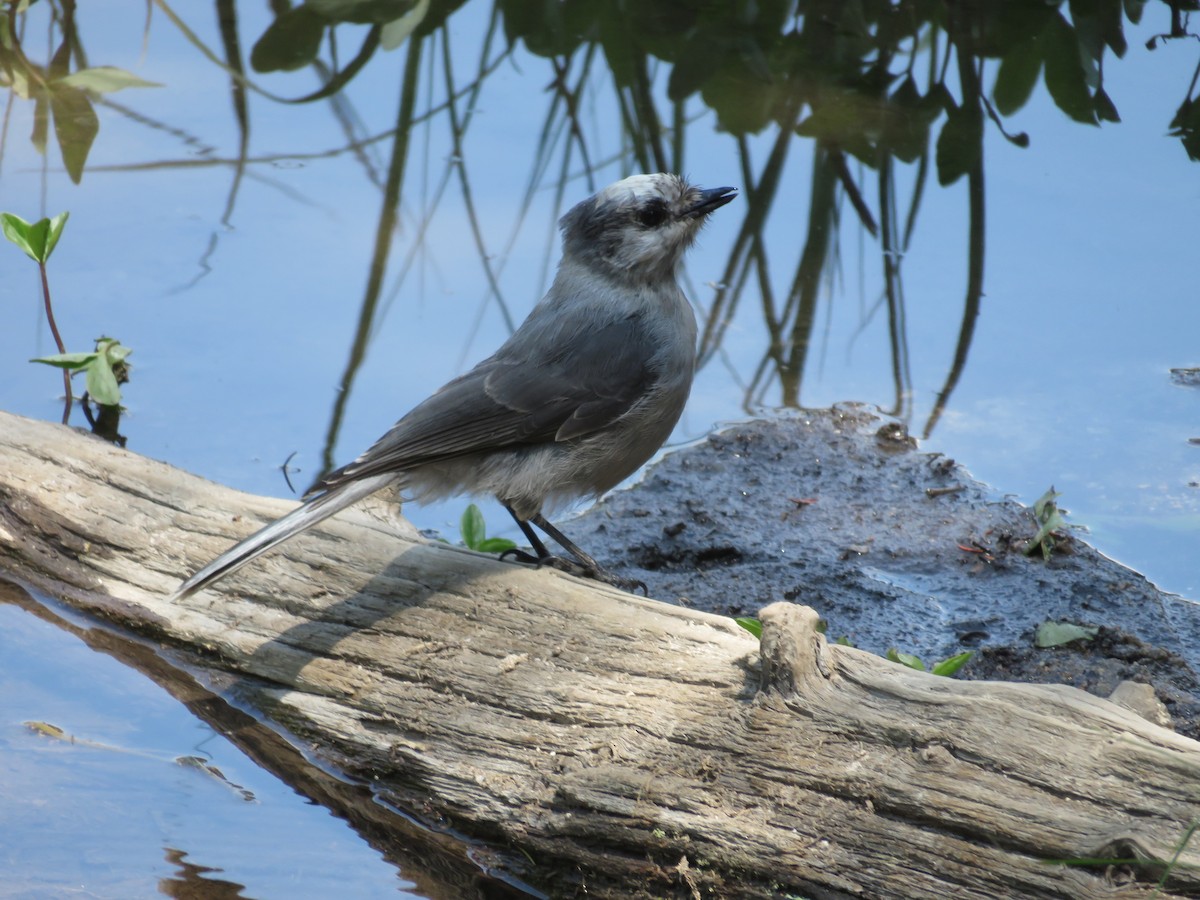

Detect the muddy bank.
[{"left": 568, "top": 404, "right": 1200, "bottom": 737}]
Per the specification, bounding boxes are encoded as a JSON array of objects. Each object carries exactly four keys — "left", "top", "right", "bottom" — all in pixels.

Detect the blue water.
[{"left": 1, "top": 2, "right": 1198, "bottom": 894}]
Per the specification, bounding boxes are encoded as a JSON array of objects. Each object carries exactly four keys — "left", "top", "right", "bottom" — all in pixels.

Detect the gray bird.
[{"left": 173, "top": 173, "right": 736, "bottom": 600}]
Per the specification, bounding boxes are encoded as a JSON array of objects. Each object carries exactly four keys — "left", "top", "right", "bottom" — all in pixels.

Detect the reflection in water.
[
  {"left": 160, "top": 847, "right": 249, "bottom": 900},
  {"left": 8, "top": 2, "right": 1196, "bottom": 447}
]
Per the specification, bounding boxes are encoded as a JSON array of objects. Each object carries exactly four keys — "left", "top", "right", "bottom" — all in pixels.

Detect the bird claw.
[{"left": 499, "top": 548, "right": 647, "bottom": 595}]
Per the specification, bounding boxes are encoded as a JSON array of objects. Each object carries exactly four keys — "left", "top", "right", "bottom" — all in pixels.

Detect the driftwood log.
[{"left": 1, "top": 409, "right": 1199, "bottom": 899}]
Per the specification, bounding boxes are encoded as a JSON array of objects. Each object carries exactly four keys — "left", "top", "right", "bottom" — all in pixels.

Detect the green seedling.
[
  {"left": 735, "top": 617, "right": 762, "bottom": 639},
  {"left": 1025, "top": 486, "right": 1069, "bottom": 560},
  {"left": 32, "top": 336, "right": 132, "bottom": 408},
  {"left": 1, "top": 211, "right": 69, "bottom": 263},
  {"left": 886, "top": 648, "right": 974, "bottom": 677},
  {"left": 3, "top": 211, "right": 74, "bottom": 421},
  {"left": 459, "top": 504, "right": 517, "bottom": 554}
]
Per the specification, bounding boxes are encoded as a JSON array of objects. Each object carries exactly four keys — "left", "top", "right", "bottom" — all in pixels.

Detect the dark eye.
[{"left": 637, "top": 200, "right": 668, "bottom": 228}]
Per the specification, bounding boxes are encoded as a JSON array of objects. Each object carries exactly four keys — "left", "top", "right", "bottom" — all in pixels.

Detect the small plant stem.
[{"left": 39, "top": 260, "right": 72, "bottom": 423}]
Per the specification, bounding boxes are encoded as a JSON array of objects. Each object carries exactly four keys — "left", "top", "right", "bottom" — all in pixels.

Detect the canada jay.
[{"left": 173, "top": 173, "right": 736, "bottom": 600}]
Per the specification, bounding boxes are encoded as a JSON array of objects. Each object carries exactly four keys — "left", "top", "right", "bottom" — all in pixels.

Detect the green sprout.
[
  {"left": 459, "top": 504, "right": 517, "bottom": 554},
  {"left": 886, "top": 648, "right": 974, "bottom": 677},
  {"left": 3, "top": 211, "right": 74, "bottom": 422},
  {"left": 1025, "top": 486, "right": 1069, "bottom": 560},
  {"left": 32, "top": 336, "right": 132, "bottom": 408}
]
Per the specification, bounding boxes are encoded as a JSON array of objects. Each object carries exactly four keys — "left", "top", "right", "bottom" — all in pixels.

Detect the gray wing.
[{"left": 312, "top": 313, "right": 658, "bottom": 493}]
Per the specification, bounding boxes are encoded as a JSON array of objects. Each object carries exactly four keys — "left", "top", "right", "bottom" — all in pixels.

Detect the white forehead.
[{"left": 595, "top": 173, "right": 685, "bottom": 206}]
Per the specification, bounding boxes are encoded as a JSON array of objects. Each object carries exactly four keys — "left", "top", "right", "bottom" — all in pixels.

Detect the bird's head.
[{"left": 559, "top": 174, "right": 737, "bottom": 283}]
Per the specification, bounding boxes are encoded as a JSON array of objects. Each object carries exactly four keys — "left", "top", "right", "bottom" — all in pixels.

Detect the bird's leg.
[
  {"left": 498, "top": 506, "right": 646, "bottom": 594},
  {"left": 500, "top": 508, "right": 554, "bottom": 564}
]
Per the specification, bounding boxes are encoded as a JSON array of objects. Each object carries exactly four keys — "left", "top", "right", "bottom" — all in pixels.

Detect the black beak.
[{"left": 687, "top": 186, "right": 738, "bottom": 218}]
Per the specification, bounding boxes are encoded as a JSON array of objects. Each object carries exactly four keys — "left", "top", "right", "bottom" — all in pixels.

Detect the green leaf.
[
  {"left": 1025, "top": 486, "right": 1069, "bottom": 559},
  {"left": 1043, "top": 13, "right": 1098, "bottom": 125},
  {"left": 475, "top": 536, "right": 517, "bottom": 553},
  {"left": 97, "top": 337, "right": 131, "bottom": 365},
  {"left": 2, "top": 211, "right": 68, "bottom": 263},
  {"left": 1032, "top": 486, "right": 1062, "bottom": 520},
  {"left": 250, "top": 6, "right": 326, "bottom": 73},
  {"left": 886, "top": 648, "right": 926, "bottom": 671},
  {"left": 85, "top": 352, "right": 121, "bottom": 405},
  {"left": 1035, "top": 620, "right": 1099, "bottom": 648},
  {"left": 2, "top": 212, "right": 38, "bottom": 260},
  {"left": 44, "top": 211, "right": 69, "bottom": 260},
  {"left": 935, "top": 102, "right": 982, "bottom": 186},
  {"left": 460, "top": 503, "right": 485, "bottom": 549},
  {"left": 734, "top": 616, "right": 762, "bottom": 639},
  {"left": 56, "top": 67, "right": 163, "bottom": 93},
  {"left": 931, "top": 651, "right": 973, "bottom": 677},
  {"left": 30, "top": 352, "right": 98, "bottom": 370},
  {"left": 993, "top": 37, "right": 1042, "bottom": 116},
  {"left": 48, "top": 83, "right": 99, "bottom": 183}
]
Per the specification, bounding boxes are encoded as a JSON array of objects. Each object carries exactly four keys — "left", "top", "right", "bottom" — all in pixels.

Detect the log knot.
[{"left": 757, "top": 602, "right": 834, "bottom": 696}]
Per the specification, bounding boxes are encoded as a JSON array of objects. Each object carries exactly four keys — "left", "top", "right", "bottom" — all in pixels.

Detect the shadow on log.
[{"left": 1, "top": 410, "right": 1199, "bottom": 898}]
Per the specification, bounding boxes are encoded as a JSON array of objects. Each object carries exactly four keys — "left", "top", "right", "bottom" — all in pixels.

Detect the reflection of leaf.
[
  {"left": 31, "top": 95, "right": 48, "bottom": 155},
  {"left": 309, "top": 0, "right": 416, "bottom": 25},
  {"left": 57, "top": 67, "right": 163, "bottom": 93},
  {"left": 702, "top": 59, "right": 777, "bottom": 136},
  {"left": 498, "top": 0, "right": 579, "bottom": 57},
  {"left": 48, "top": 83, "right": 99, "bottom": 184},
  {"left": 935, "top": 102, "right": 982, "bottom": 186},
  {"left": 1169, "top": 96, "right": 1200, "bottom": 161},
  {"left": 796, "top": 90, "right": 879, "bottom": 163},
  {"left": 668, "top": 36, "right": 723, "bottom": 102},
  {"left": 380, "top": 0, "right": 429, "bottom": 50},
  {"left": 1043, "top": 13, "right": 1098, "bottom": 125},
  {"left": 993, "top": 36, "right": 1042, "bottom": 116},
  {"left": 251, "top": 6, "right": 326, "bottom": 73},
  {"left": 1094, "top": 86, "right": 1120, "bottom": 122},
  {"left": 886, "top": 75, "right": 942, "bottom": 163}
]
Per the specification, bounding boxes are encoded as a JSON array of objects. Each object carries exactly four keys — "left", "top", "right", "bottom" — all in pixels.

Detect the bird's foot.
[{"left": 499, "top": 548, "right": 647, "bottom": 595}]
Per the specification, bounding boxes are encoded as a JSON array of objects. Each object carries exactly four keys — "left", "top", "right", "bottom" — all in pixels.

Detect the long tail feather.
[{"left": 171, "top": 474, "right": 395, "bottom": 601}]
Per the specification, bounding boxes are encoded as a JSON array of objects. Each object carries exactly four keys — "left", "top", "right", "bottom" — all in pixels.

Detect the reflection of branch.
[
  {"left": 878, "top": 155, "right": 911, "bottom": 420},
  {"left": 830, "top": 150, "right": 877, "bottom": 237},
  {"left": 698, "top": 117, "right": 797, "bottom": 368},
  {"left": 184, "top": 0, "right": 252, "bottom": 290},
  {"left": 924, "top": 51, "right": 986, "bottom": 439},
  {"left": 318, "top": 38, "right": 424, "bottom": 482},
  {"left": 152, "top": 0, "right": 381, "bottom": 106},
  {"left": 777, "top": 144, "right": 838, "bottom": 408},
  {"left": 440, "top": 28, "right": 514, "bottom": 333},
  {"left": 547, "top": 52, "right": 596, "bottom": 179}
]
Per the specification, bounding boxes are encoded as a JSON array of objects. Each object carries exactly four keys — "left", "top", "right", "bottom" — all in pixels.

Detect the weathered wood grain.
[{"left": 2, "top": 410, "right": 1198, "bottom": 898}]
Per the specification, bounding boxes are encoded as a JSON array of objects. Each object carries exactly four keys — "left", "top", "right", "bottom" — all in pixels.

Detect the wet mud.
[{"left": 570, "top": 405, "right": 1200, "bottom": 738}]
